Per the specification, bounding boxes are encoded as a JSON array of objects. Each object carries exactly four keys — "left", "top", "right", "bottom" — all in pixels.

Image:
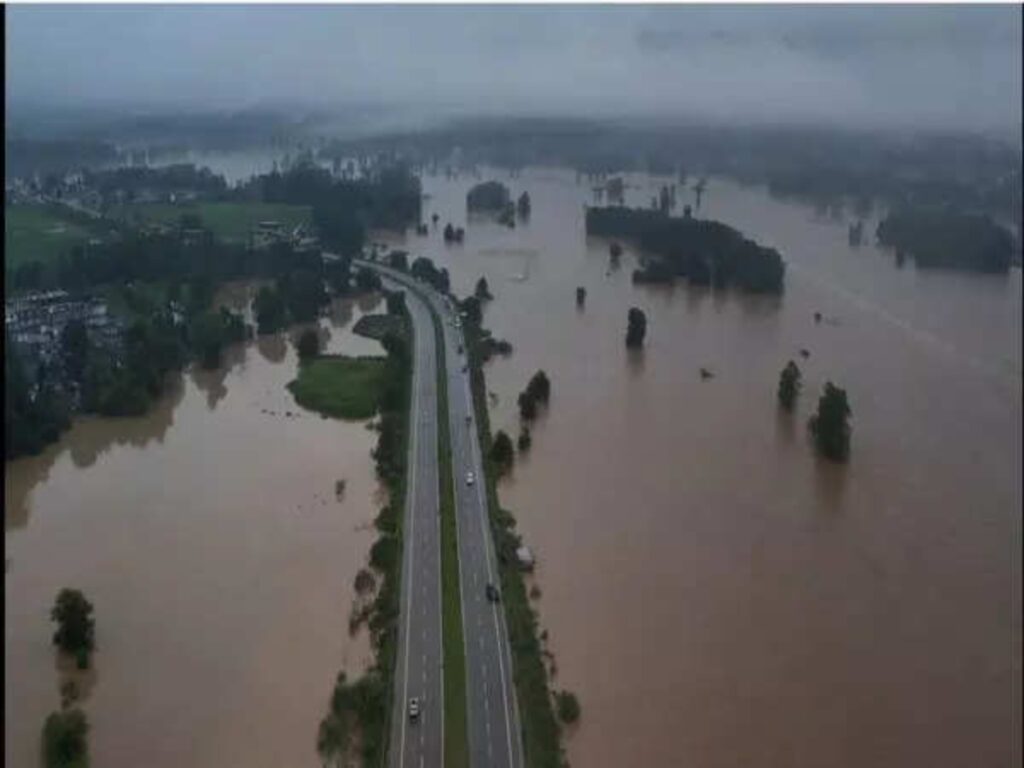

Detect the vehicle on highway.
[
  {"left": 458, "top": 344, "right": 464, "bottom": 354},
  {"left": 465, "top": 414, "right": 472, "bottom": 425},
  {"left": 466, "top": 471, "right": 475, "bottom": 485},
  {"left": 485, "top": 583, "right": 501, "bottom": 603},
  {"left": 462, "top": 364, "right": 468, "bottom": 373},
  {"left": 409, "top": 697, "right": 420, "bottom": 721}
]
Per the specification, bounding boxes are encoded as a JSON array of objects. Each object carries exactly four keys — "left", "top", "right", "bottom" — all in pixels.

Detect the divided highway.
[
  {"left": 365, "top": 260, "right": 523, "bottom": 768},
  {"left": 384, "top": 275, "right": 444, "bottom": 768}
]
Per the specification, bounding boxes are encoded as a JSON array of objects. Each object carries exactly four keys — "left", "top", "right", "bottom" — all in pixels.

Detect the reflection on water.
[
  {"left": 5, "top": 290, "right": 386, "bottom": 768},
  {"left": 379, "top": 166, "right": 1021, "bottom": 768}
]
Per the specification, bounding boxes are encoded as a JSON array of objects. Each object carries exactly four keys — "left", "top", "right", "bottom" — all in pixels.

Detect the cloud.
[{"left": 6, "top": 5, "right": 1021, "bottom": 134}]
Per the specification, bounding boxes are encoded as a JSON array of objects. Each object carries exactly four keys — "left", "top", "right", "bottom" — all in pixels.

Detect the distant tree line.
[
  {"left": 587, "top": 206, "right": 785, "bottom": 293},
  {"left": 876, "top": 207, "right": 1016, "bottom": 272}
]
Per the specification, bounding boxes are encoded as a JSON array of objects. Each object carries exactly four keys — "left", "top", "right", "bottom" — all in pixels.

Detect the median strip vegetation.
[
  {"left": 315, "top": 295, "right": 411, "bottom": 768},
  {"left": 430, "top": 298, "right": 470, "bottom": 768}
]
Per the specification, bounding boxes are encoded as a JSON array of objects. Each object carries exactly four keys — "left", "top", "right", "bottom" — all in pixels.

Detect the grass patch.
[
  {"left": 287, "top": 355, "right": 387, "bottom": 420},
  {"left": 464, "top": 320, "right": 566, "bottom": 768},
  {"left": 5, "top": 205, "right": 95, "bottom": 271},
  {"left": 108, "top": 201, "right": 311, "bottom": 242},
  {"left": 430, "top": 298, "right": 470, "bottom": 768}
]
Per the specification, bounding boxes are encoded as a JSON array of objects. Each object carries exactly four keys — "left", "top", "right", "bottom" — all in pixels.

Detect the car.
[
  {"left": 462, "top": 364, "right": 468, "bottom": 373},
  {"left": 408, "top": 697, "right": 420, "bottom": 721},
  {"left": 465, "top": 414, "right": 472, "bottom": 425},
  {"left": 458, "top": 344, "right": 464, "bottom": 354},
  {"left": 466, "top": 471, "right": 475, "bottom": 486},
  {"left": 485, "top": 583, "right": 501, "bottom": 603}
]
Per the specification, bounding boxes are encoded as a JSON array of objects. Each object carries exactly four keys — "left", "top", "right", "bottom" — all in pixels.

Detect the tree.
[
  {"left": 517, "top": 191, "right": 531, "bottom": 218},
  {"left": 809, "top": 382, "right": 852, "bottom": 461},
  {"left": 254, "top": 286, "right": 286, "bottom": 335},
  {"left": 60, "top": 320, "right": 91, "bottom": 382},
  {"left": 518, "top": 391, "right": 538, "bottom": 421},
  {"left": 42, "top": 708, "right": 89, "bottom": 768},
  {"left": 51, "top": 589, "right": 95, "bottom": 667},
  {"left": 443, "top": 223, "right": 455, "bottom": 242},
  {"left": 188, "top": 312, "right": 226, "bottom": 370},
  {"left": 625, "top": 307, "right": 647, "bottom": 349},
  {"left": 297, "top": 329, "right": 320, "bottom": 360},
  {"left": 517, "top": 427, "right": 532, "bottom": 452},
  {"left": 475, "top": 277, "right": 493, "bottom": 301},
  {"left": 555, "top": 691, "right": 581, "bottom": 725},
  {"left": 575, "top": 286, "right": 586, "bottom": 308},
  {"left": 355, "top": 267, "right": 383, "bottom": 292},
  {"left": 490, "top": 430, "right": 515, "bottom": 471},
  {"left": 777, "top": 361, "right": 802, "bottom": 411},
  {"left": 388, "top": 251, "right": 409, "bottom": 272},
  {"left": 461, "top": 296, "right": 482, "bottom": 327},
  {"left": 526, "top": 370, "right": 551, "bottom": 404},
  {"left": 385, "top": 290, "right": 406, "bottom": 316}
]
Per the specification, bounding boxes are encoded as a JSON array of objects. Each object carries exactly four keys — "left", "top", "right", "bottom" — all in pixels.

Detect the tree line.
[{"left": 586, "top": 206, "right": 785, "bottom": 293}]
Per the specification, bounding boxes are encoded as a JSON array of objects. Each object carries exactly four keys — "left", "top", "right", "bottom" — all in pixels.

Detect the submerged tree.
[
  {"left": 490, "top": 430, "right": 515, "bottom": 471},
  {"left": 51, "top": 589, "right": 95, "bottom": 669},
  {"left": 475, "top": 277, "right": 493, "bottom": 301},
  {"left": 777, "top": 361, "right": 802, "bottom": 411},
  {"left": 809, "top": 382, "right": 852, "bottom": 461},
  {"left": 517, "top": 191, "right": 531, "bottom": 218},
  {"left": 42, "top": 708, "right": 89, "bottom": 768},
  {"left": 517, "top": 427, "right": 532, "bottom": 452},
  {"left": 297, "top": 329, "right": 320, "bottom": 361},
  {"left": 575, "top": 286, "right": 586, "bottom": 308},
  {"left": 625, "top": 307, "right": 647, "bottom": 349}
]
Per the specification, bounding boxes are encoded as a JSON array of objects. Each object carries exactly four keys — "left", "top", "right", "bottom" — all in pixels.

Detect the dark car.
[{"left": 485, "top": 583, "right": 501, "bottom": 603}]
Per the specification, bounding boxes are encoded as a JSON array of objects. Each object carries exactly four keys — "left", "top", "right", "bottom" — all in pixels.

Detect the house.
[{"left": 515, "top": 545, "right": 535, "bottom": 571}]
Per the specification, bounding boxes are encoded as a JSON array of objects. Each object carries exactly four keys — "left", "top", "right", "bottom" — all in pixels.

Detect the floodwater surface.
[
  {"left": 382, "top": 167, "right": 1022, "bottom": 768},
  {"left": 5, "top": 293, "right": 387, "bottom": 768}
]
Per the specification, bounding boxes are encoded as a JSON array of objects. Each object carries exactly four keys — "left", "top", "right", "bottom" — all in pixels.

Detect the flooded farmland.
[
  {"left": 382, "top": 167, "right": 1022, "bottom": 768},
  {"left": 5, "top": 294, "right": 386, "bottom": 768}
]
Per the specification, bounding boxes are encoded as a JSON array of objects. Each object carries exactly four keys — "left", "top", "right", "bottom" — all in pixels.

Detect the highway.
[
  {"left": 365, "top": 260, "right": 523, "bottom": 768},
  {"left": 384, "top": 275, "right": 444, "bottom": 768}
]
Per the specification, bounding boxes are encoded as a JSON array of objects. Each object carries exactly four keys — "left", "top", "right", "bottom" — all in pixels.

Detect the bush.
[
  {"left": 51, "top": 589, "right": 95, "bottom": 662},
  {"left": 490, "top": 430, "right": 515, "bottom": 470},
  {"left": 809, "top": 382, "right": 852, "bottom": 461},
  {"left": 555, "top": 690, "right": 581, "bottom": 725},
  {"left": 42, "top": 708, "right": 89, "bottom": 768},
  {"left": 777, "top": 361, "right": 802, "bottom": 411},
  {"left": 626, "top": 307, "right": 647, "bottom": 349}
]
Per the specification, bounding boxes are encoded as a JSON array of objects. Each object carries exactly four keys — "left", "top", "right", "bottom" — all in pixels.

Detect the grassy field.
[
  {"left": 110, "top": 201, "right": 312, "bottom": 243},
  {"left": 287, "top": 355, "right": 387, "bottom": 420},
  {"left": 432, "top": 302, "right": 470, "bottom": 768},
  {"left": 4, "top": 205, "right": 95, "bottom": 271}
]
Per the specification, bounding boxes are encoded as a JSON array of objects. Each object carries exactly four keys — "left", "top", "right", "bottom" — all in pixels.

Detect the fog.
[{"left": 6, "top": 4, "right": 1022, "bottom": 136}]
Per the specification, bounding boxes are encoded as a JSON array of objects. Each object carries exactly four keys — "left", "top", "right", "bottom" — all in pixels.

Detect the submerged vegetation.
[
  {"left": 42, "top": 708, "right": 90, "bottom": 768},
  {"left": 777, "top": 361, "right": 802, "bottom": 412},
  {"left": 809, "top": 382, "right": 852, "bottom": 462},
  {"left": 588, "top": 206, "right": 785, "bottom": 294},
  {"left": 625, "top": 307, "right": 647, "bottom": 349},
  {"left": 876, "top": 207, "right": 1016, "bottom": 272},
  {"left": 317, "top": 299, "right": 411, "bottom": 767},
  {"left": 51, "top": 589, "right": 95, "bottom": 670},
  {"left": 462, "top": 310, "right": 566, "bottom": 768}
]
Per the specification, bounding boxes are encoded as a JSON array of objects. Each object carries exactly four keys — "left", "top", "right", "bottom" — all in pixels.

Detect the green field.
[
  {"left": 4, "top": 205, "right": 95, "bottom": 271},
  {"left": 110, "top": 201, "right": 312, "bottom": 243},
  {"left": 287, "top": 355, "right": 386, "bottom": 420}
]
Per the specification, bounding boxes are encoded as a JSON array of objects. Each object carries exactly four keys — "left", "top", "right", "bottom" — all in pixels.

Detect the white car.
[{"left": 466, "top": 471, "right": 475, "bottom": 486}]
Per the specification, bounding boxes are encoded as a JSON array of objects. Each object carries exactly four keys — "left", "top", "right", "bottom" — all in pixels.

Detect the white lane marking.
[
  {"left": 398, "top": 282, "right": 422, "bottom": 768},
  {"left": 463, "top": 374, "right": 519, "bottom": 768}
]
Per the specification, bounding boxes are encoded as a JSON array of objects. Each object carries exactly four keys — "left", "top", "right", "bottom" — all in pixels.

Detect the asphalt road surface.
[
  {"left": 384, "top": 275, "right": 444, "bottom": 768},
  {"left": 366, "top": 260, "right": 523, "bottom": 768}
]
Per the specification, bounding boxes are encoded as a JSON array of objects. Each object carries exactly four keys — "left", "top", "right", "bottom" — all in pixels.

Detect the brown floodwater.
[
  {"left": 5, "top": 292, "right": 387, "bottom": 768},
  {"left": 381, "top": 167, "right": 1022, "bottom": 767}
]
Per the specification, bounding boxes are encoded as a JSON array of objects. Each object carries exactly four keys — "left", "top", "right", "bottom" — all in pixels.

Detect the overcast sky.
[{"left": 6, "top": 4, "right": 1022, "bottom": 135}]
